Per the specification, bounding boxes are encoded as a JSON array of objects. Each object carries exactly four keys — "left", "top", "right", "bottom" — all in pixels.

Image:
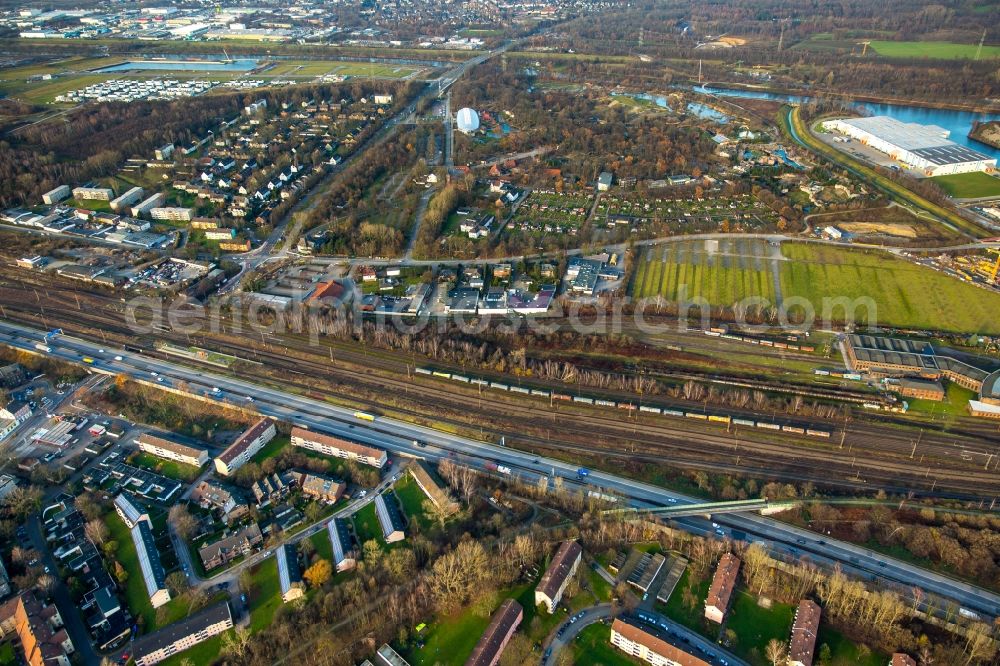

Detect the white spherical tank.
[{"left": 456, "top": 107, "right": 480, "bottom": 134}]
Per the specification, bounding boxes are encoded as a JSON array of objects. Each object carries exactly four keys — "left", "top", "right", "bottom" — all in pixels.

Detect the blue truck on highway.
[{"left": 577, "top": 468, "right": 590, "bottom": 477}]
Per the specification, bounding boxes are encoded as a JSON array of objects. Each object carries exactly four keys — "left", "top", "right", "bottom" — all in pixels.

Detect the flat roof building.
[
  {"left": 327, "top": 517, "right": 356, "bottom": 572},
  {"left": 290, "top": 427, "right": 387, "bottom": 468},
  {"left": 788, "top": 600, "right": 822, "bottom": 666},
  {"left": 42, "top": 185, "right": 70, "bottom": 205},
  {"left": 276, "top": 543, "right": 304, "bottom": 603},
  {"left": 610, "top": 616, "right": 710, "bottom": 666},
  {"left": 465, "top": 599, "right": 523, "bottom": 666},
  {"left": 535, "top": 540, "right": 583, "bottom": 613},
  {"left": 110, "top": 186, "right": 144, "bottom": 212},
  {"left": 214, "top": 418, "right": 276, "bottom": 476},
  {"left": 375, "top": 644, "right": 411, "bottom": 666},
  {"left": 137, "top": 433, "right": 208, "bottom": 468},
  {"left": 132, "top": 602, "right": 233, "bottom": 666},
  {"left": 72, "top": 186, "right": 113, "bottom": 201},
  {"left": 113, "top": 492, "right": 148, "bottom": 530},
  {"left": 375, "top": 492, "right": 406, "bottom": 543},
  {"left": 132, "top": 518, "right": 171, "bottom": 609},
  {"left": 705, "top": 553, "right": 740, "bottom": 624},
  {"left": 824, "top": 116, "right": 996, "bottom": 176}
]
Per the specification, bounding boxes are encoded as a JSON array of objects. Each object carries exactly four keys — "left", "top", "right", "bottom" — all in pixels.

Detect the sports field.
[
  {"left": 869, "top": 40, "right": 1000, "bottom": 60},
  {"left": 265, "top": 60, "right": 421, "bottom": 78},
  {"left": 631, "top": 239, "right": 778, "bottom": 306},
  {"left": 929, "top": 172, "right": 1000, "bottom": 199},
  {"left": 779, "top": 243, "right": 1000, "bottom": 333}
]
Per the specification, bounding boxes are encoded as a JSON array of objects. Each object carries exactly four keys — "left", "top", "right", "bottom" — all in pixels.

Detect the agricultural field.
[
  {"left": 929, "top": 172, "right": 1000, "bottom": 199},
  {"left": 779, "top": 243, "right": 1000, "bottom": 333},
  {"left": 631, "top": 239, "right": 778, "bottom": 306},
  {"left": 869, "top": 40, "right": 1000, "bottom": 60}
]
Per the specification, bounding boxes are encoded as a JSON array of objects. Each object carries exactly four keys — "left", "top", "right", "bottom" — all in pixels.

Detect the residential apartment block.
[
  {"left": 290, "top": 427, "right": 387, "bottom": 468},
  {"left": 214, "top": 418, "right": 277, "bottom": 476},
  {"left": 534, "top": 540, "right": 582, "bottom": 613}
]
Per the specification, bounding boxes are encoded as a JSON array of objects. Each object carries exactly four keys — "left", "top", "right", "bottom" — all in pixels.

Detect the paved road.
[
  {"left": 2, "top": 320, "right": 999, "bottom": 623},
  {"left": 542, "top": 605, "right": 747, "bottom": 666}
]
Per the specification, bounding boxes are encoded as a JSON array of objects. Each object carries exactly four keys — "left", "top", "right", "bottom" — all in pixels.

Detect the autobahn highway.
[{"left": 2, "top": 319, "right": 999, "bottom": 622}]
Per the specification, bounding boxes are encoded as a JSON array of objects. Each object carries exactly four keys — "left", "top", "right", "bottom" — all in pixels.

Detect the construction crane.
[{"left": 988, "top": 248, "right": 1000, "bottom": 284}]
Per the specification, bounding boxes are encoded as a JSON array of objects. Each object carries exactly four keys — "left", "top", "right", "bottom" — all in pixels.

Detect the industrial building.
[
  {"left": 534, "top": 541, "right": 583, "bottom": 613},
  {"left": 132, "top": 602, "right": 233, "bottom": 666},
  {"left": 131, "top": 518, "right": 171, "bottom": 609},
  {"left": 137, "top": 433, "right": 209, "bottom": 467},
  {"left": 705, "top": 553, "right": 740, "bottom": 624},
  {"left": 214, "top": 418, "right": 277, "bottom": 476},
  {"left": 824, "top": 116, "right": 996, "bottom": 176},
  {"left": 610, "top": 616, "right": 709, "bottom": 666},
  {"left": 465, "top": 599, "right": 523, "bottom": 666},
  {"left": 276, "top": 543, "right": 305, "bottom": 603},
  {"left": 375, "top": 492, "right": 407, "bottom": 543},
  {"left": 290, "top": 427, "right": 387, "bottom": 468},
  {"left": 844, "top": 334, "right": 990, "bottom": 391}
]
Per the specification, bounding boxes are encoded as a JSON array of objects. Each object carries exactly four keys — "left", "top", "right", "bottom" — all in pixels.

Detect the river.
[{"left": 692, "top": 85, "right": 1000, "bottom": 160}]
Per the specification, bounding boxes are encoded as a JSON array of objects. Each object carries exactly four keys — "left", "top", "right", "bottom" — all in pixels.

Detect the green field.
[
  {"left": 310, "top": 529, "right": 334, "bottom": 561},
  {"left": 130, "top": 451, "right": 202, "bottom": 482},
  {"left": 352, "top": 500, "right": 384, "bottom": 546},
  {"left": 631, "top": 240, "right": 777, "bottom": 306},
  {"left": 106, "top": 513, "right": 189, "bottom": 632},
  {"left": 725, "top": 592, "right": 795, "bottom": 665},
  {"left": 930, "top": 172, "right": 1000, "bottom": 199},
  {"left": 779, "top": 243, "right": 1000, "bottom": 333},
  {"left": 571, "top": 623, "right": 640, "bottom": 666},
  {"left": 816, "top": 623, "right": 886, "bottom": 666},
  {"left": 248, "top": 557, "right": 282, "bottom": 632},
  {"left": 250, "top": 434, "right": 290, "bottom": 464},
  {"left": 394, "top": 473, "right": 433, "bottom": 530},
  {"left": 869, "top": 40, "right": 1000, "bottom": 60},
  {"left": 265, "top": 60, "right": 420, "bottom": 78}
]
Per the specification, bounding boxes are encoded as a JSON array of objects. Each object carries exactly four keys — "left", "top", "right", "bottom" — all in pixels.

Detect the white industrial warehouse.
[{"left": 823, "top": 116, "right": 997, "bottom": 176}]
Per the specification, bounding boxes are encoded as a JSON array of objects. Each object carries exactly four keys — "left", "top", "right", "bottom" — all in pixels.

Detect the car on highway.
[{"left": 114, "top": 356, "right": 123, "bottom": 361}]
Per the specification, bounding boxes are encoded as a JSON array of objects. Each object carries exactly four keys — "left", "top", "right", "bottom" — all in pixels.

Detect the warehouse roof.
[{"left": 835, "top": 116, "right": 993, "bottom": 165}]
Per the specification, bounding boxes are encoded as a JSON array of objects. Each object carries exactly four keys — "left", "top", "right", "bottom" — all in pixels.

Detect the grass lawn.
[
  {"left": 405, "top": 605, "right": 492, "bottom": 666},
  {"left": 130, "top": 451, "right": 202, "bottom": 482},
  {"left": 250, "top": 434, "right": 290, "bottom": 464},
  {"left": 658, "top": 569, "right": 711, "bottom": 635},
  {"left": 156, "top": 630, "right": 232, "bottom": 666},
  {"left": 248, "top": 556, "right": 282, "bottom": 632},
  {"left": 394, "top": 473, "right": 432, "bottom": 531},
  {"left": 352, "top": 501, "right": 383, "bottom": 546},
  {"left": 779, "top": 243, "right": 1000, "bottom": 333},
  {"left": 0, "top": 642, "right": 15, "bottom": 666},
  {"left": 725, "top": 591, "right": 795, "bottom": 666},
  {"left": 904, "top": 381, "right": 977, "bottom": 420},
  {"left": 869, "top": 40, "right": 1000, "bottom": 60},
  {"left": 816, "top": 623, "right": 886, "bottom": 666},
  {"left": 571, "top": 623, "right": 640, "bottom": 665},
  {"left": 406, "top": 585, "right": 531, "bottom": 666},
  {"left": 310, "top": 529, "right": 334, "bottom": 562},
  {"left": 105, "top": 513, "right": 188, "bottom": 632},
  {"left": 930, "top": 172, "right": 1000, "bottom": 199}
]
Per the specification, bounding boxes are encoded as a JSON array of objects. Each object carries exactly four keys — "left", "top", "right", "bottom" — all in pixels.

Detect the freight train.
[{"left": 417, "top": 368, "right": 832, "bottom": 439}]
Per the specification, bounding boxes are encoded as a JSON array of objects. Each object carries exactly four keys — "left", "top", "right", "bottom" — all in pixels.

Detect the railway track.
[{"left": 2, "top": 279, "right": 998, "bottom": 497}]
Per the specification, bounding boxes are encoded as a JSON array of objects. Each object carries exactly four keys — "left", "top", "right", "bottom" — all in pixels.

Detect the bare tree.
[
  {"left": 85, "top": 519, "right": 109, "bottom": 546},
  {"left": 765, "top": 638, "right": 787, "bottom": 666}
]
